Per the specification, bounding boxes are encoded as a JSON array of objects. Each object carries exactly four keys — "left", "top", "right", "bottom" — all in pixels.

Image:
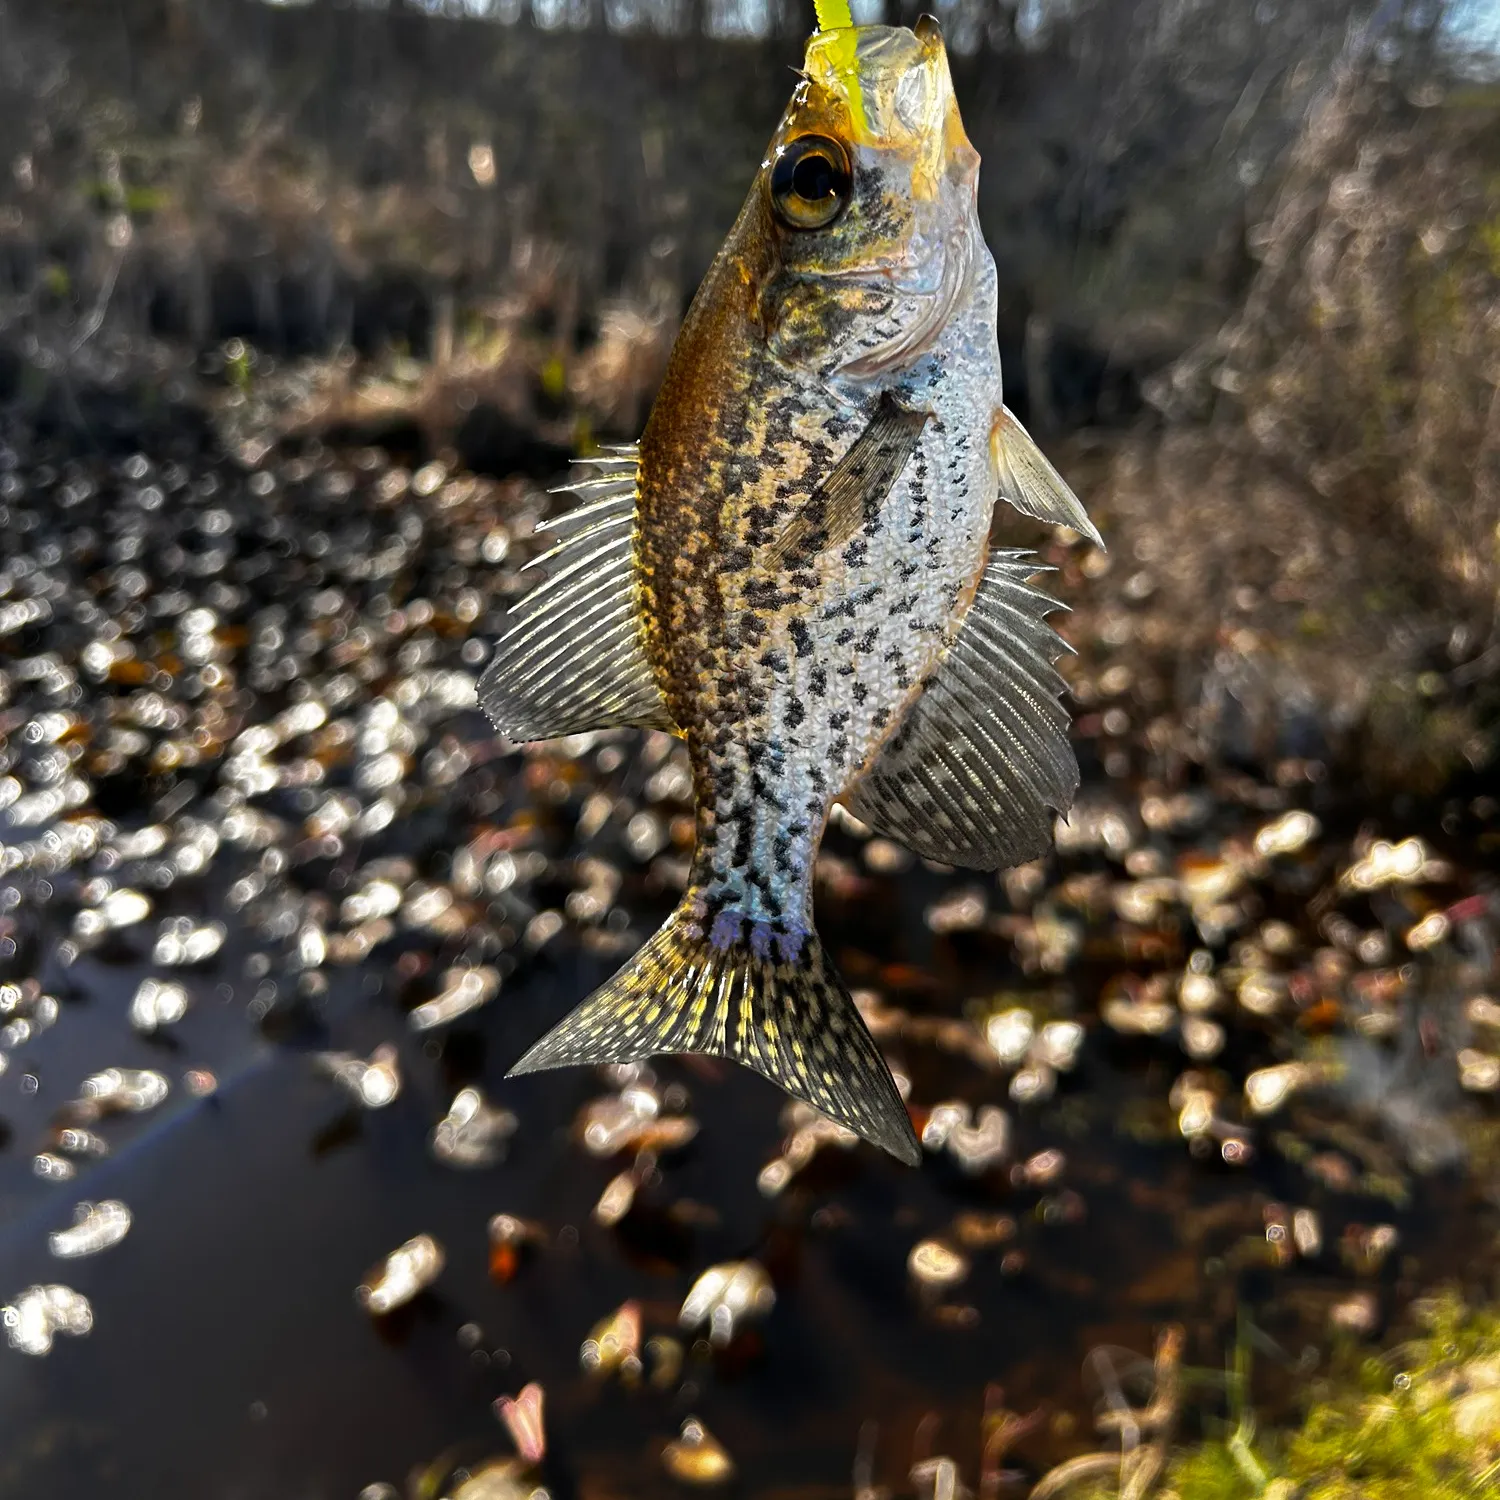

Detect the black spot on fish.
[
  {"left": 744, "top": 580, "right": 790, "bottom": 611},
  {"left": 732, "top": 818, "right": 752, "bottom": 865}
]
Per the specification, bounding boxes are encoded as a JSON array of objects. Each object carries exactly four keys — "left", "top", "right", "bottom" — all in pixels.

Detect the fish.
[{"left": 478, "top": 10, "right": 1101, "bottom": 1166}]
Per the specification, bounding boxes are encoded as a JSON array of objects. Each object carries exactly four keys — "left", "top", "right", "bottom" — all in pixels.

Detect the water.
[
  {"left": 0, "top": 797, "right": 1493, "bottom": 1498},
  {"left": 0, "top": 402, "right": 1494, "bottom": 1497}
]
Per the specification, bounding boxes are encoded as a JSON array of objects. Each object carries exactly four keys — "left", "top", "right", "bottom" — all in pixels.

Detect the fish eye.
[{"left": 770, "top": 135, "right": 852, "bottom": 231}]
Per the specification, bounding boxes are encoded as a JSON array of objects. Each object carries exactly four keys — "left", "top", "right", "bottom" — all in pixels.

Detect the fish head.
[{"left": 755, "top": 17, "right": 982, "bottom": 379}]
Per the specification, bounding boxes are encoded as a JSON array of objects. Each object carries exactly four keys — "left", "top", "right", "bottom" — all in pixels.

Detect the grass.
[{"left": 1166, "top": 1293, "right": 1500, "bottom": 1500}]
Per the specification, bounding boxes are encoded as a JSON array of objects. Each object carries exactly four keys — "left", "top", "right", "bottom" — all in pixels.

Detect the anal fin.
[
  {"left": 508, "top": 903, "right": 920, "bottom": 1166},
  {"left": 478, "top": 450, "right": 674, "bottom": 743},
  {"left": 844, "top": 551, "right": 1079, "bottom": 870}
]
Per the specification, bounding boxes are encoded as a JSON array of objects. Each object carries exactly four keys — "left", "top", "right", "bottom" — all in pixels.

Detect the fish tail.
[{"left": 507, "top": 900, "right": 920, "bottom": 1166}]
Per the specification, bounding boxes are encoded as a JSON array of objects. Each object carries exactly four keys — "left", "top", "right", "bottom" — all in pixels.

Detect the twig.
[
  {"left": 1030, "top": 1327, "right": 1185, "bottom": 1500},
  {"left": 1027, "top": 1452, "right": 1120, "bottom": 1500},
  {"left": 981, "top": 1406, "right": 1047, "bottom": 1500},
  {"left": 853, "top": 1418, "right": 884, "bottom": 1500},
  {"left": 70, "top": 243, "right": 126, "bottom": 355}
]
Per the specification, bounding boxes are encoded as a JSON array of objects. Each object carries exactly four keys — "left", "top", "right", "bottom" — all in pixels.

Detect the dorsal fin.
[{"left": 478, "top": 451, "right": 675, "bottom": 743}]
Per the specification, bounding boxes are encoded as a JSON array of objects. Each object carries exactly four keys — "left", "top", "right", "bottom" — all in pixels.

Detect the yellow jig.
[{"left": 810, "top": 0, "right": 866, "bottom": 137}]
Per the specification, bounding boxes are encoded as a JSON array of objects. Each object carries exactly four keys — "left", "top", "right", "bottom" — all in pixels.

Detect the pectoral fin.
[
  {"left": 992, "top": 406, "right": 1103, "bottom": 548},
  {"left": 767, "top": 393, "right": 929, "bottom": 570}
]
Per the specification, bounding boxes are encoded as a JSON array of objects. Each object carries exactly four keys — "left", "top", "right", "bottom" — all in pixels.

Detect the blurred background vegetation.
[
  {"left": 2, "top": 8, "right": 1500, "bottom": 1494},
  {"left": 0, "top": 0, "right": 1497, "bottom": 789}
]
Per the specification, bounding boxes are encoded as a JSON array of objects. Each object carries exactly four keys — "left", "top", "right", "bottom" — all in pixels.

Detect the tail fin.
[{"left": 508, "top": 905, "right": 921, "bottom": 1166}]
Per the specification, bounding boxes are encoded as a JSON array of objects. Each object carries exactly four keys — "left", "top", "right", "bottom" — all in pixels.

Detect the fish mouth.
[
  {"left": 806, "top": 25, "right": 928, "bottom": 86},
  {"left": 803, "top": 24, "right": 962, "bottom": 159}
]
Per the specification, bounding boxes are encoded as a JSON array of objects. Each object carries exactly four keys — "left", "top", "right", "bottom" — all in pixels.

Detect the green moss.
[
  {"left": 539, "top": 354, "right": 567, "bottom": 402},
  {"left": 1479, "top": 218, "right": 1500, "bottom": 279},
  {"left": 41, "top": 263, "right": 71, "bottom": 301},
  {"left": 123, "top": 184, "right": 171, "bottom": 216},
  {"left": 1167, "top": 1295, "right": 1500, "bottom": 1500},
  {"left": 1172, "top": 1437, "right": 1268, "bottom": 1499},
  {"left": 224, "top": 341, "right": 252, "bottom": 395}
]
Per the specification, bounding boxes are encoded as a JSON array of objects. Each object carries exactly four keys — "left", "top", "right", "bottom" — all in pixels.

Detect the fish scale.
[
  {"left": 480, "top": 17, "right": 1100, "bottom": 1164},
  {"left": 663, "top": 265, "right": 1005, "bottom": 949}
]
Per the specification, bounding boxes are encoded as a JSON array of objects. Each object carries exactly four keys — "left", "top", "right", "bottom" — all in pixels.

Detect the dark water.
[
  {"left": 0, "top": 390, "right": 1492, "bottom": 1500},
  {"left": 0, "top": 777, "right": 1495, "bottom": 1500}
]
